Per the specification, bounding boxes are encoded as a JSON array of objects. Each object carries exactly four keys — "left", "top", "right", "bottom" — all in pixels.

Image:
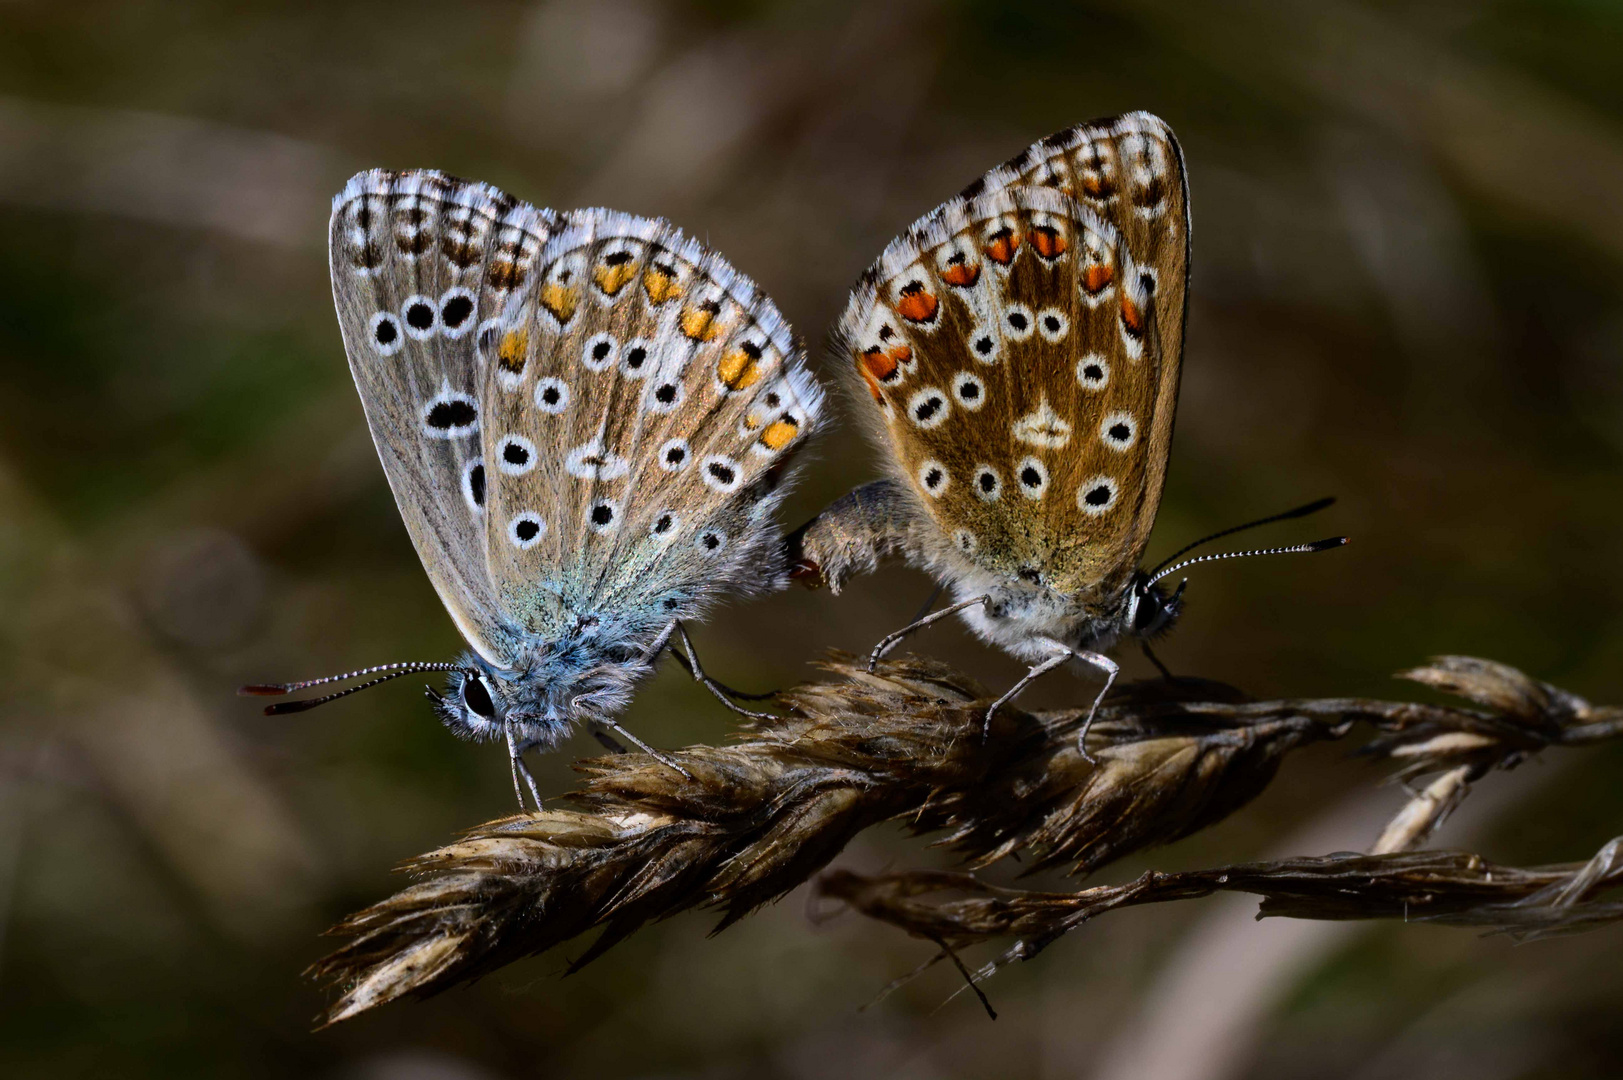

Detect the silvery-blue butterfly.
[{"left": 245, "top": 170, "right": 825, "bottom": 805}]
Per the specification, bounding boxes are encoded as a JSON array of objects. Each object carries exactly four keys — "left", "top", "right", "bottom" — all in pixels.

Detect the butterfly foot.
[{"left": 508, "top": 745, "right": 545, "bottom": 812}]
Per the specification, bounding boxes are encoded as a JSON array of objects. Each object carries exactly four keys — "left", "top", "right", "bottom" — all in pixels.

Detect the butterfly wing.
[
  {"left": 832, "top": 113, "right": 1189, "bottom": 600},
  {"left": 474, "top": 209, "right": 825, "bottom": 643},
  {"left": 330, "top": 170, "right": 559, "bottom": 668}
]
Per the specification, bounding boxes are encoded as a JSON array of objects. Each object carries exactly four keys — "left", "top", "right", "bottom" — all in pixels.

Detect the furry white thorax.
[{"left": 949, "top": 570, "right": 1130, "bottom": 663}]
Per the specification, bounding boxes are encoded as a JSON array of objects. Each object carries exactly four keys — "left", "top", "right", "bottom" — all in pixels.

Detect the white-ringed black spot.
[
  {"left": 497, "top": 434, "right": 536, "bottom": 475},
  {"left": 421, "top": 390, "right": 479, "bottom": 439},
  {"left": 651, "top": 511, "right": 679, "bottom": 539},
  {"left": 698, "top": 530, "right": 726, "bottom": 555},
  {"left": 1100, "top": 411, "right": 1138, "bottom": 451},
  {"left": 588, "top": 499, "right": 619, "bottom": 533},
  {"left": 1016, "top": 455, "right": 1049, "bottom": 498},
  {"left": 918, "top": 459, "right": 949, "bottom": 497},
  {"left": 1078, "top": 475, "right": 1119, "bottom": 516},
  {"left": 439, "top": 288, "right": 476, "bottom": 336},
  {"left": 402, "top": 294, "right": 437, "bottom": 340},
  {"left": 701, "top": 454, "right": 741, "bottom": 492},
  {"left": 582, "top": 331, "right": 618, "bottom": 372},
  {"left": 1077, "top": 354, "right": 1110, "bottom": 390},
  {"left": 461, "top": 458, "right": 485, "bottom": 515},
  {"left": 907, "top": 387, "right": 949, "bottom": 429},
  {"left": 953, "top": 372, "right": 986, "bottom": 411},
  {"left": 534, "top": 377, "right": 569, "bottom": 415},
  {"left": 509, "top": 511, "right": 546, "bottom": 549},
  {"left": 1037, "top": 306, "right": 1070, "bottom": 342},
  {"left": 1004, "top": 303, "right": 1035, "bottom": 341},
  {"left": 659, "top": 438, "right": 689, "bottom": 471},
  {"left": 650, "top": 382, "right": 683, "bottom": 413},
  {"left": 620, "top": 338, "right": 650, "bottom": 378},
  {"left": 974, "top": 465, "right": 1002, "bottom": 502},
  {"left": 369, "top": 312, "right": 403, "bottom": 356}
]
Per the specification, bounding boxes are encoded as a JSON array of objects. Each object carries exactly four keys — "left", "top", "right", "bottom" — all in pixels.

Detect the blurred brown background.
[{"left": 3, "top": 1, "right": 1623, "bottom": 1077}]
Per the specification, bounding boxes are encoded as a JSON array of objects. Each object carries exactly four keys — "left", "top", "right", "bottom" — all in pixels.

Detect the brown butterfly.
[{"left": 790, "top": 112, "right": 1343, "bottom": 756}]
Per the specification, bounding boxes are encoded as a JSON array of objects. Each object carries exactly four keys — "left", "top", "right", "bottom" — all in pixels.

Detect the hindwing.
[{"left": 833, "top": 113, "right": 1189, "bottom": 599}]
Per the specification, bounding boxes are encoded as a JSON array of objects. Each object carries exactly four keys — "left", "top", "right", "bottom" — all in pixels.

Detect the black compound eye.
[{"left": 461, "top": 676, "right": 496, "bottom": 718}]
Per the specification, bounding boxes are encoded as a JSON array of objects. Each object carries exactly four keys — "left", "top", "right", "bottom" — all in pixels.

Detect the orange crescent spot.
[
  {"left": 1080, "top": 174, "right": 1114, "bottom": 199},
  {"left": 940, "top": 262, "right": 981, "bottom": 288},
  {"left": 718, "top": 350, "right": 762, "bottom": 391},
  {"left": 887, "top": 344, "right": 912, "bottom": 368},
  {"left": 540, "top": 284, "right": 578, "bottom": 325},
  {"left": 895, "top": 283, "right": 938, "bottom": 323},
  {"left": 486, "top": 260, "right": 526, "bottom": 291},
  {"left": 984, "top": 227, "right": 1019, "bottom": 265},
  {"left": 1120, "top": 295, "right": 1145, "bottom": 337},
  {"left": 761, "top": 418, "right": 799, "bottom": 450},
  {"left": 593, "top": 260, "right": 636, "bottom": 296},
  {"left": 496, "top": 328, "right": 529, "bottom": 373},
  {"left": 1028, "top": 225, "right": 1068, "bottom": 259},
  {"left": 859, "top": 346, "right": 897, "bottom": 400},
  {"left": 680, "top": 303, "right": 722, "bottom": 342},
  {"left": 1083, "top": 263, "right": 1115, "bottom": 295},
  {"left": 643, "top": 267, "right": 682, "bottom": 304}
]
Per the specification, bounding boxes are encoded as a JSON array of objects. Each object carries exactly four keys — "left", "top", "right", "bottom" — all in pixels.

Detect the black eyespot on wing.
[
  {"left": 925, "top": 467, "right": 943, "bottom": 488},
  {"left": 958, "top": 380, "right": 980, "bottom": 401},
  {"left": 375, "top": 318, "right": 399, "bottom": 346},
  {"left": 604, "top": 250, "right": 633, "bottom": 266},
  {"left": 702, "top": 532, "right": 722, "bottom": 551},
  {"left": 1109, "top": 423, "right": 1130, "bottom": 442},
  {"left": 664, "top": 445, "right": 685, "bottom": 466},
  {"left": 540, "top": 385, "right": 561, "bottom": 406},
  {"left": 625, "top": 346, "right": 647, "bottom": 369},
  {"left": 1083, "top": 362, "right": 1104, "bottom": 381},
  {"left": 592, "top": 340, "right": 612, "bottom": 361},
  {"left": 974, "top": 336, "right": 994, "bottom": 356},
  {"left": 469, "top": 464, "right": 485, "bottom": 507},
  {"left": 662, "top": 597, "right": 679, "bottom": 610},
  {"left": 406, "top": 301, "right": 434, "bottom": 331},
  {"left": 503, "top": 441, "right": 530, "bottom": 466},
  {"left": 914, "top": 395, "right": 944, "bottom": 422},
  {"left": 707, "top": 461, "right": 736, "bottom": 485},
  {"left": 1021, "top": 465, "right": 1042, "bottom": 488},
  {"left": 427, "top": 399, "right": 477, "bottom": 429},
  {"left": 514, "top": 518, "right": 540, "bottom": 542},
  {"left": 655, "top": 384, "right": 678, "bottom": 404},
  {"left": 978, "top": 471, "right": 997, "bottom": 493},
  {"left": 1007, "top": 311, "right": 1029, "bottom": 331},
  {"left": 441, "top": 294, "right": 473, "bottom": 328},
  {"left": 1084, "top": 484, "right": 1111, "bottom": 506},
  {"left": 654, "top": 513, "right": 674, "bottom": 533},
  {"left": 1043, "top": 314, "right": 1062, "bottom": 333},
  {"left": 591, "top": 504, "right": 614, "bottom": 526}
]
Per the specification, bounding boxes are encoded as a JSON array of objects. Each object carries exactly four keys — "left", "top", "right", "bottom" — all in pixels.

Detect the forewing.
[
  {"left": 476, "top": 209, "right": 825, "bottom": 639},
  {"left": 330, "top": 170, "right": 559, "bottom": 667},
  {"left": 833, "top": 113, "right": 1189, "bottom": 600}
]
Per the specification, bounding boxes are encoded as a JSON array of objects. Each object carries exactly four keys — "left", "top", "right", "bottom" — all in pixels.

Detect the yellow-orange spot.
[
  {"left": 984, "top": 227, "right": 1019, "bottom": 265},
  {"left": 497, "top": 328, "right": 529, "bottom": 373},
  {"left": 742, "top": 410, "right": 765, "bottom": 430},
  {"left": 761, "top": 418, "right": 799, "bottom": 450},
  {"left": 644, "top": 266, "right": 682, "bottom": 303},
  {"left": 594, "top": 259, "right": 637, "bottom": 296},
  {"left": 718, "top": 350, "right": 762, "bottom": 391},
  {"left": 680, "top": 302, "right": 722, "bottom": 342},
  {"left": 541, "top": 283, "right": 578, "bottom": 324},
  {"left": 895, "top": 282, "right": 938, "bottom": 323},
  {"left": 858, "top": 346, "right": 895, "bottom": 400},
  {"left": 487, "top": 261, "right": 526, "bottom": 291},
  {"left": 1120, "top": 295, "right": 1145, "bottom": 337},
  {"left": 1083, "top": 263, "right": 1115, "bottom": 295},
  {"left": 1029, "top": 225, "right": 1068, "bottom": 259},
  {"left": 941, "top": 261, "right": 981, "bottom": 288}
]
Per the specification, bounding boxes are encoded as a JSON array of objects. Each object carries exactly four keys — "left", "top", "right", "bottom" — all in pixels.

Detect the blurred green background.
[{"left": 4, "top": 1, "right": 1623, "bottom": 1077}]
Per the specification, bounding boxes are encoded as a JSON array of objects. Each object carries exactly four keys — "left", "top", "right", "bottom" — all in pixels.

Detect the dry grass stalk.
[
  {"left": 310, "top": 653, "right": 1619, "bottom": 1024},
  {"left": 818, "top": 836, "right": 1623, "bottom": 980}
]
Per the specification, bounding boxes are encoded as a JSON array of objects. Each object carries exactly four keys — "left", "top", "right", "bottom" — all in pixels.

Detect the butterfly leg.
[
  {"left": 665, "top": 644, "right": 779, "bottom": 701},
  {"left": 672, "top": 621, "right": 780, "bottom": 722},
  {"left": 1069, "top": 650, "right": 1120, "bottom": 765},
  {"left": 982, "top": 643, "right": 1072, "bottom": 739},
  {"left": 866, "top": 595, "right": 991, "bottom": 672},
  {"left": 595, "top": 717, "right": 693, "bottom": 780},
  {"left": 506, "top": 727, "right": 545, "bottom": 811}
]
